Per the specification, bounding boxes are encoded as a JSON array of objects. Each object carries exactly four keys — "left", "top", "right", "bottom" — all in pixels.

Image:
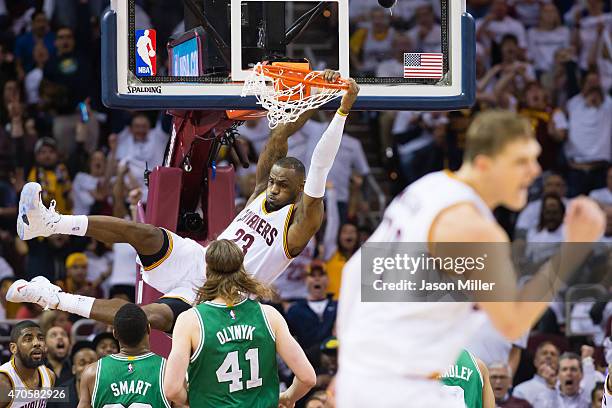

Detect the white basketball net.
[{"left": 241, "top": 63, "right": 345, "bottom": 129}]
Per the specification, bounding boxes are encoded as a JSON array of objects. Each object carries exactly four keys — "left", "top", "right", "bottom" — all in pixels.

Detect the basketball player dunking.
[
  {"left": 8, "top": 71, "right": 360, "bottom": 335},
  {"left": 336, "top": 111, "right": 605, "bottom": 407},
  {"left": 0, "top": 321, "right": 55, "bottom": 408}
]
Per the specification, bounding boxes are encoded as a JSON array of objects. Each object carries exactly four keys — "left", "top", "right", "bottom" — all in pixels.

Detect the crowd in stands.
[{"left": 0, "top": 0, "right": 609, "bottom": 407}]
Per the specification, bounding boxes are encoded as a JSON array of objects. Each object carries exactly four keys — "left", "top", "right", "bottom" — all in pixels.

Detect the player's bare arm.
[
  {"left": 430, "top": 198, "right": 605, "bottom": 340},
  {"left": 285, "top": 77, "right": 360, "bottom": 256},
  {"left": 263, "top": 304, "right": 316, "bottom": 407},
  {"left": 477, "top": 359, "right": 495, "bottom": 408},
  {"left": 77, "top": 361, "right": 98, "bottom": 408},
  {"left": 0, "top": 372, "right": 13, "bottom": 408},
  {"left": 164, "top": 310, "right": 198, "bottom": 406}
]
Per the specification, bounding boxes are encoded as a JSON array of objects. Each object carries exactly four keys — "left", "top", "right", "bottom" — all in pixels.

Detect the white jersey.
[
  {"left": 141, "top": 192, "right": 296, "bottom": 304},
  {"left": 0, "top": 358, "right": 53, "bottom": 408},
  {"left": 217, "top": 192, "right": 295, "bottom": 283},
  {"left": 338, "top": 171, "right": 492, "bottom": 381}
]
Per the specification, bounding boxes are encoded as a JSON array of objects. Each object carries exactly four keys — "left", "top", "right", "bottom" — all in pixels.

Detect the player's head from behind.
[
  {"left": 266, "top": 157, "right": 306, "bottom": 211},
  {"left": 112, "top": 304, "right": 150, "bottom": 352},
  {"left": 10, "top": 321, "right": 46, "bottom": 368},
  {"left": 196, "top": 239, "right": 273, "bottom": 305},
  {"left": 463, "top": 110, "right": 541, "bottom": 210}
]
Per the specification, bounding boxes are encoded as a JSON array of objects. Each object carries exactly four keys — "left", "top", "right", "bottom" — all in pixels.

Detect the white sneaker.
[
  {"left": 17, "top": 182, "right": 61, "bottom": 240},
  {"left": 6, "top": 276, "right": 61, "bottom": 309}
]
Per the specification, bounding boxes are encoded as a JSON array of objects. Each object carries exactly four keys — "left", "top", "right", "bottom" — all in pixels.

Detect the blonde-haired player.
[{"left": 336, "top": 110, "right": 605, "bottom": 407}]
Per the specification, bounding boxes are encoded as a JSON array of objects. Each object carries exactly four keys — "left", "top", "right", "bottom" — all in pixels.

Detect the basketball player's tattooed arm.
[
  {"left": 77, "top": 361, "right": 98, "bottom": 408},
  {"left": 0, "top": 372, "right": 12, "bottom": 408},
  {"left": 248, "top": 108, "right": 317, "bottom": 204},
  {"left": 477, "top": 359, "right": 495, "bottom": 408}
]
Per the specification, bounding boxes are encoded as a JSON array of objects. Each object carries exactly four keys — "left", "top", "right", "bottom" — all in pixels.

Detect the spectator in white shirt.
[
  {"left": 527, "top": 3, "right": 571, "bottom": 74},
  {"left": 589, "top": 166, "right": 612, "bottom": 205},
  {"left": 24, "top": 41, "right": 49, "bottom": 106},
  {"left": 116, "top": 113, "right": 169, "bottom": 197},
  {"left": 481, "top": 34, "right": 536, "bottom": 102},
  {"left": 516, "top": 173, "right": 568, "bottom": 236},
  {"left": 236, "top": 117, "right": 270, "bottom": 156},
  {"left": 560, "top": 71, "right": 612, "bottom": 197},
  {"left": 349, "top": 7, "right": 395, "bottom": 75},
  {"left": 509, "top": 0, "right": 550, "bottom": 28},
  {"left": 571, "top": 0, "right": 612, "bottom": 71},
  {"left": 586, "top": 19, "right": 612, "bottom": 93},
  {"left": 407, "top": 4, "right": 441, "bottom": 53},
  {"left": 524, "top": 194, "right": 565, "bottom": 266},
  {"left": 532, "top": 349, "right": 599, "bottom": 408},
  {"left": 376, "top": 34, "right": 413, "bottom": 77},
  {"left": 513, "top": 342, "right": 560, "bottom": 406},
  {"left": 71, "top": 150, "right": 110, "bottom": 216},
  {"left": 476, "top": 0, "right": 527, "bottom": 54}
]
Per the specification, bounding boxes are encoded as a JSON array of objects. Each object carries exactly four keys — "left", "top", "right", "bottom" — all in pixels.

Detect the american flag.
[{"left": 403, "top": 53, "right": 443, "bottom": 79}]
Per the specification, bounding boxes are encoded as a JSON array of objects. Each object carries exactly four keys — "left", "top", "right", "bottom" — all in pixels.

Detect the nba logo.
[{"left": 135, "top": 29, "right": 156, "bottom": 76}]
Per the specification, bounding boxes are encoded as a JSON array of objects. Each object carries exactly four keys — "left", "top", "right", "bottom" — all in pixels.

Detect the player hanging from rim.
[
  {"left": 163, "top": 239, "right": 316, "bottom": 408},
  {"left": 0, "top": 321, "right": 55, "bottom": 408},
  {"left": 336, "top": 110, "right": 606, "bottom": 407},
  {"left": 78, "top": 303, "right": 171, "bottom": 408},
  {"left": 8, "top": 71, "right": 360, "bottom": 334},
  {"left": 440, "top": 349, "right": 495, "bottom": 408}
]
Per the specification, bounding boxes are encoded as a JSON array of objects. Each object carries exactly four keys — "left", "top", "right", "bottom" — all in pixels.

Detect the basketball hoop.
[{"left": 241, "top": 62, "right": 350, "bottom": 129}]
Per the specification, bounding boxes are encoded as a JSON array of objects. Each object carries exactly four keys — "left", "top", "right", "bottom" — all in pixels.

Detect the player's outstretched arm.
[
  {"left": 77, "top": 361, "right": 98, "bottom": 408},
  {"left": 477, "top": 359, "right": 495, "bottom": 408},
  {"left": 263, "top": 305, "right": 316, "bottom": 407},
  {"left": 248, "top": 108, "right": 317, "bottom": 204},
  {"left": 285, "top": 78, "right": 359, "bottom": 257},
  {"left": 164, "top": 310, "right": 198, "bottom": 406},
  {"left": 430, "top": 198, "right": 605, "bottom": 340}
]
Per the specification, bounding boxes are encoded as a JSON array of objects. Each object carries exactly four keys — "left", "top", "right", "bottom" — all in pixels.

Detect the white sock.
[
  {"left": 55, "top": 215, "right": 88, "bottom": 236},
  {"left": 57, "top": 292, "right": 95, "bottom": 318}
]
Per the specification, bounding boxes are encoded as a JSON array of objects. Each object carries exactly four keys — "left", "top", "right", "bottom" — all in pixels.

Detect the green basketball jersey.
[
  {"left": 92, "top": 352, "right": 170, "bottom": 408},
  {"left": 440, "top": 349, "right": 483, "bottom": 408},
  {"left": 188, "top": 299, "right": 279, "bottom": 408}
]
